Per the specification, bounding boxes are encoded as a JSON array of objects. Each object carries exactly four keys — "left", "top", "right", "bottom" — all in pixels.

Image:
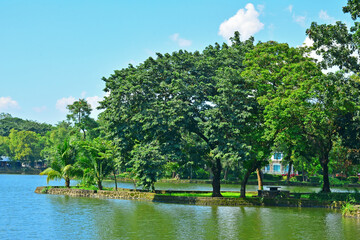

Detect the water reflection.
[
  {"left": 44, "top": 195, "right": 360, "bottom": 240},
  {"left": 1, "top": 175, "right": 360, "bottom": 240}
]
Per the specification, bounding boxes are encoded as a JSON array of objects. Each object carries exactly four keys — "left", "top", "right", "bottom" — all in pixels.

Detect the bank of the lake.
[
  {"left": 35, "top": 186, "right": 347, "bottom": 209},
  {"left": 2, "top": 174, "right": 360, "bottom": 240}
]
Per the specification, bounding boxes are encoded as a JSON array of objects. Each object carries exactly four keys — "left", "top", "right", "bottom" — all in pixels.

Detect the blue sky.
[{"left": 0, "top": 0, "right": 352, "bottom": 124}]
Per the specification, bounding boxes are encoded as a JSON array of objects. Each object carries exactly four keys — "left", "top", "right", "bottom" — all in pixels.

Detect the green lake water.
[{"left": 1, "top": 174, "right": 360, "bottom": 240}]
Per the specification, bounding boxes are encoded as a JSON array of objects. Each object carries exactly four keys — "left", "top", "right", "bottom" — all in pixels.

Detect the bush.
[
  {"left": 296, "top": 175, "right": 303, "bottom": 182},
  {"left": 263, "top": 174, "right": 282, "bottom": 181},
  {"left": 309, "top": 176, "right": 321, "bottom": 183},
  {"left": 309, "top": 192, "right": 360, "bottom": 202},
  {"left": 348, "top": 176, "right": 359, "bottom": 184},
  {"left": 249, "top": 173, "right": 257, "bottom": 180},
  {"left": 330, "top": 177, "right": 344, "bottom": 186},
  {"left": 273, "top": 175, "right": 282, "bottom": 181}
]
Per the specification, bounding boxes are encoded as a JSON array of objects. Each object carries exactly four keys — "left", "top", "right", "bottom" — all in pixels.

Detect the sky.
[{"left": 0, "top": 0, "right": 353, "bottom": 125}]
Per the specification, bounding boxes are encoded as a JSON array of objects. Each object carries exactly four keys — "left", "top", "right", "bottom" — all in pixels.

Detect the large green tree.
[
  {"left": 306, "top": 0, "right": 359, "bottom": 73},
  {"left": 100, "top": 33, "right": 254, "bottom": 196},
  {"left": 243, "top": 41, "right": 359, "bottom": 192}
]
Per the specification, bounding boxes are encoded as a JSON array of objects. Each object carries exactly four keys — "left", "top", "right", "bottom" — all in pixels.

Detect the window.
[
  {"left": 273, "top": 164, "right": 281, "bottom": 173},
  {"left": 274, "top": 153, "right": 282, "bottom": 160},
  {"left": 265, "top": 165, "right": 270, "bottom": 172}
]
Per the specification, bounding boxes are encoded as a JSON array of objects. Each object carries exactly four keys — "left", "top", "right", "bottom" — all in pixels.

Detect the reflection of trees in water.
[{"left": 47, "top": 196, "right": 355, "bottom": 240}]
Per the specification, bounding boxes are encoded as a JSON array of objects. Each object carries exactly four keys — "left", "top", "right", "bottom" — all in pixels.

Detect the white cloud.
[
  {"left": 86, "top": 95, "right": 104, "bottom": 118},
  {"left": 56, "top": 96, "right": 76, "bottom": 112},
  {"left": 170, "top": 33, "right": 192, "bottom": 47},
  {"left": 287, "top": 5, "right": 306, "bottom": 27},
  {"left": 257, "top": 4, "right": 265, "bottom": 14},
  {"left": 0, "top": 97, "right": 19, "bottom": 110},
  {"left": 293, "top": 14, "right": 306, "bottom": 27},
  {"left": 86, "top": 96, "right": 102, "bottom": 110},
  {"left": 287, "top": 5, "right": 293, "bottom": 13},
  {"left": 302, "top": 36, "right": 339, "bottom": 73},
  {"left": 218, "top": 3, "right": 264, "bottom": 41},
  {"left": 319, "top": 10, "right": 336, "bottom": 23},
  {"left": 33, "top": 106, "right": 47, "bottom": 113},
  {"left": 56, "top": 94, "right": 105, "bottom": 119}
]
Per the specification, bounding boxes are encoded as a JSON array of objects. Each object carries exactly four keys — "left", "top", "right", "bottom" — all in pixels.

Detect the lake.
[{"left": 1, "top": 174, "right": 360, "bottom": 240}]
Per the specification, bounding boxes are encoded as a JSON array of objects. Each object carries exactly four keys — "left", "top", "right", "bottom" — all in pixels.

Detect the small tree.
[
  {"left": 40, "top": 138, "right": 79, "bottom": 188},
  {"left": 130, "top": 141, "right": 165, "bottom": 192},
  {"left": 67, "top": 99, "right": 98, "bottom": 139}
]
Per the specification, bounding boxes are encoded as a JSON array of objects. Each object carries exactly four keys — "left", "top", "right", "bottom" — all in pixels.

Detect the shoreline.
[{"left": 35, "top": 186, "right": 346, "bottom": 209}]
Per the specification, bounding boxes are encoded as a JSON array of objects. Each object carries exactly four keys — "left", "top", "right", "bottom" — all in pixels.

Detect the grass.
[{"left": 157, "top": 191, "right": 258, "bottom": 198}]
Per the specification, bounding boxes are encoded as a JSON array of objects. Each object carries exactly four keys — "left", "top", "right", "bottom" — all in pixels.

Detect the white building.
[{"left": 263, "top": 153, "right": 294, "bottom": 175}]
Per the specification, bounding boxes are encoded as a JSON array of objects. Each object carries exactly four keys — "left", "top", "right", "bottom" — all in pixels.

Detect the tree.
[
  {"left": 130, "top": 141, "right": 165, "bottom": 191},
  {"left": 100, "top": 33, "right": 255, "bottom": 196},
  {"left": 0, "top": 114, "right": 53, "bottom": 137},
  {"left": 243, "top": 41, "right": 358, "bottom": 192},
  {"left": 67, "top": 99, "right": 98, "bottom": 139},
  {"left": 77, "top": 138, "right": 117, "bottom": 190},
  {"left": 306, "top": 0, "right": 359, "bottom": 73},
  {"left": 40, "top": 138, "right": 79, "bottom": 188},
  {"left": 0, "top": 136, "right": 10, "bottom": 157},
  {"left": 7, "top": 129, "right": 42, "bottom": 166}
]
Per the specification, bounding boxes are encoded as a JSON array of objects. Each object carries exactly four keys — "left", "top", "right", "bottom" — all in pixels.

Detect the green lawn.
[{"left": 157, "top": 192, "right": 258, "bottom": 198}]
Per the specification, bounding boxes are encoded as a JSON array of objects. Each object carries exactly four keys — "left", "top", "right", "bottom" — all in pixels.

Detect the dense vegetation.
[{"left": 1, "top": 1, "right": 360, "bottom": 197}]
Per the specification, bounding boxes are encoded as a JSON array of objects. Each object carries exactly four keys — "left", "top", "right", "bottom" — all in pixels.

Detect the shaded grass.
[{"left": 157, "top": 191, "right": 258, "bottom": 198}]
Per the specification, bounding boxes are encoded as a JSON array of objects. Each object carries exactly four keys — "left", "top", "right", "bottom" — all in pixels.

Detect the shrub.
[
  {"left": 263, "top": 173, "right": 273, "bottom": 180},
  {"left": 249, "top": 173, "right": 257, "bottom": 180},
  {"left": 348, "top": 176, "right": 359, "bottom": 184},
  {"left": 296, "top": 175, "right": 303, "bottom": 182},
  {"left": 309, "top": 176, "right": 321, "bottom": 183},
  {"left": 309, "top": 192, "right": 360, "bottom": 202},
  {"left": 330, "top": 177, "right": 344, "bottom": 186}
]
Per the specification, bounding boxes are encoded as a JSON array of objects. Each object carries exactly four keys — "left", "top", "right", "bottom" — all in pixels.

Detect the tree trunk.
[
  {"left": 151, "top": 182, "right": 155, "bottom": 192},
  {"left": 302, "top": 164, "right": 305, "bottom": 182},
  {"left": 113, "top": 170, "right": 118, "bottom": 191},
  {"left": 240, "top": 169, "right": 251, "bottom": 198},
  {"left": 65, "top": 177, "right": 70, "bottom": 188},
  {"left": 211, "top": 158, "right": 223, "bottom": 197},
  {"left": 224, "top": 167, "right": 228, "bottom": 181},
  {"left": 321, "top": 161, "right": 331, "bottom": 192},
  {"left": 97, "top": 180, "right": 103, "bottom": 190},
  {"left": 287, "top": 161, "right": 293, "bottom": 184},
  {"left": 256, "top": 168, "right": 263, "bottom": 190}
]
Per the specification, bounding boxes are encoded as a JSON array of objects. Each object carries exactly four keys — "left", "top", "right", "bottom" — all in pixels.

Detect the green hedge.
[
  {"left": 309, "top": 176, "right": 321, "bottom": 183},
  {"left": 309, "top": 192, "right": 360, "bottom": 202},
  {"left": 348, "top": 176, "right": 359, "bottom": 184}
]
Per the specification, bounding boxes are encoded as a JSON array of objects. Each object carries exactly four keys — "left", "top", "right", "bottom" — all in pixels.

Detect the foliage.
[
  {"left": 309, "top": 192, "right": 360, "bottom": 202},
  {"left": 66, "top": 99, "right": 98, "bottom": 139},
  {"left": 40, "top": 138, "right": 80, "bottom": 187},
  {"left": 309, "top": 176, "right": 322, "bottom": 183},
  {"left": 76, "top": 137, "right": 118, "bottom": 190},
  {"left": 130, "top": 141, "right": 165, "bottom": 191},
  {"left": 99, "top": 33, "right": 256, "bottom": 196},
  {"left": 7, "top": 129, "right": 43, "bottom": 165},
  {"left": 348, "top": 176, "right": 359, "bottom": 183},
  {"left": 0, "top": 113, "right": 53, "bottom": 137}
]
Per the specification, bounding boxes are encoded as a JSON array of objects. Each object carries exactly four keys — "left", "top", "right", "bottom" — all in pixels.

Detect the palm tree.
[
  {"left": 77, "top": 138, "right": 115, "bottom": 190},
  {"left": 40, "top": 138, "right": 79, "bottom": 188}
]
